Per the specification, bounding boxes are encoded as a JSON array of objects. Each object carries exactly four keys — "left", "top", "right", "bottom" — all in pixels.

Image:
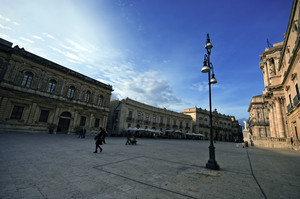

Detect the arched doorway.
[{"left": 57, "top": 112, "right": 71, "bottom": 134}]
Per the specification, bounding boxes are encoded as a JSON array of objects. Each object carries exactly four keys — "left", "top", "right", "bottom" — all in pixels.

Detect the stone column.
[
  {"left": 0, "top": 97, "right": 8, "bottom": 120},
  {"left": 53, "top": 107, "right": 61, "bottom": 125},
  {"left": 103, "top": 115, "right": 107, "bottom": 129},
  {"left": 89, "top": 113, "right": 94, "bottom": 129},
  {"left": 73, "top": 111, "right": 78, "bottom": 127},
  {"left": 60, "top": 80, "right": 66, "bottom": 95},
  {"left": 268, "top": 104, "right": 276, "bottom": 137},
  {"left": 275, "top": 98, "right": 285, "bottom": 137},
  {"left": 3, "top": 61, "right": 13, "bottom": 81},
  {"left": 28, "top": 103, "right": 37, "bottom": 124}
]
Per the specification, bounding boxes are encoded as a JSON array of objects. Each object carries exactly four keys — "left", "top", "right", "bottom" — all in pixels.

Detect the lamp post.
[{"left": 201, "top": 33, "right": 220, "bottom": 170}]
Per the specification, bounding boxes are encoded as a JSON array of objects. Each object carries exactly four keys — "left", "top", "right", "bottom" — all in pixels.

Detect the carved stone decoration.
[
  {"left": 285, "top": 85, "right": 290, "bottom": 91},
  {"left": 269, "top": 58, "right": 276, "bottom": 75},
  {"left": 291, "top": 73, "right": 297, "bottom": 81}
]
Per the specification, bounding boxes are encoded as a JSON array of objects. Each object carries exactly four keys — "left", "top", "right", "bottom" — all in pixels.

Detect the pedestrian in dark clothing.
[
  {"left": 93, "top": 128, "right": 105, "bottom": 153},
  {"left": 101, "top": 128, "right": 107, "bottom": 144},
  {"left": 82, "top": 128, "right": 86, "bottom": 138},
  {"left": 78, "top": 128, "right": 83, "bottom": 138}
]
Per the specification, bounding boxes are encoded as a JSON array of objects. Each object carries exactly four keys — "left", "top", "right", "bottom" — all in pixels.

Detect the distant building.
[
  {"left": 183, "top": 107, "right": 242, "bottom": 142},
  {"left": 107, "top": 98, "right": 193, "bottom": 138},
  {"left": 0, "top": 38, "right": 113, "bottom": 134},
  {"left": 245, "top": 0, "right": 299, "bottom": 150}
]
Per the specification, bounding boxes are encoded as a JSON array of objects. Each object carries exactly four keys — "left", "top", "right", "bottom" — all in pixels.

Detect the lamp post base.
[{"left": 206, "top": 159, "right": 220, "bottom": 170}]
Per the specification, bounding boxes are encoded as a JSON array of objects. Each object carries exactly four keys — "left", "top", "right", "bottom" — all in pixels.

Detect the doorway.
[{"left": 57, "top": 112, "right": 71, "bottom": 134}]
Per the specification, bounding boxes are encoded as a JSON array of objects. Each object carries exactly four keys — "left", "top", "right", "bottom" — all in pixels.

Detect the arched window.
[
  {"left": 47, "top": 79, "right": 57, "bottom": 94},
  {"left": 67, "top": 86, "right": 75, "bottom": 99},
  {"left": 128, "top": 111, "right": 133, "bottom": 118},
  {"left": 84, "top": 91, "right": 91, "bottom": 102},
  {"left": 21, "top": 71, "right": 33, "bottom": 87},
  {"left": 98, "top": 95, "right": 103, "bottom": 106}
]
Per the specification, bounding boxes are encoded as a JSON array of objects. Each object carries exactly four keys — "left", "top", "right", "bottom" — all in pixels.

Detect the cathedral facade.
[
  {"left": 245, "top": 0, "right": 300, "bottom": 150},
  {"left": 0, "top": 38, "right": 113, "bottom": 134}
]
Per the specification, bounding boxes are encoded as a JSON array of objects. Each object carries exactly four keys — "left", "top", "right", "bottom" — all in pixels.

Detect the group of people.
[
  {"left": 79, "top": 127, "right": 138, "bottom": 153},
  {"left": 78, "top": 128, "right": 86, "bottom": 138}
]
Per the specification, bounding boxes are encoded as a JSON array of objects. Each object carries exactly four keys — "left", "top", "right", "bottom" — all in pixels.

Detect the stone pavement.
[{"left": 0, "top": 132, "right": 299, "bottom": 199}]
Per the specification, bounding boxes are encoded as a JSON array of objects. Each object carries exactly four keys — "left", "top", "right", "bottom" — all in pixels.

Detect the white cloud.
[
  {"left": 0, "top": 23, "right": 11, "bottom": 30},
  {"left": 0, "top": 34, "right": 9, "bottom": 39},
  {"left": 65, "top": 52, "right": 84, "bottom": 62},
  {"left": 20, "top": 37, "right": 34, "bottom": 44},
  {"left": 32, "top": 35, "right": 43, "bottom": 40},
  {"left": 66, "top": 39, "right": 88, "bottom": 52},
  {"left": 96, "top": 62, "right": 182, "bottom": 109},
  {"left": 192, "top": 82, "right": 208, "bottom": 92},
  {"left": 42, "top": 33, "right": 55, "bottom": 40},
  {"left": 0, "top": 14, "right": 10, "bottom": 22}
]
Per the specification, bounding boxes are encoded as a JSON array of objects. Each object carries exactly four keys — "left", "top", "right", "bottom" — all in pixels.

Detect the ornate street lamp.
[{"left": 201, "top": 33, "right": 220, "bottom": 170}]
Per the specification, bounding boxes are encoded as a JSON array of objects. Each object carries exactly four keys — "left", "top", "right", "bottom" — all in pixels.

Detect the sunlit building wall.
[
  {"left": 246, "top": 0, "right": 300, "bottom": 150},
  {"left": 183, "top": 107, "right": 242, "bottom": 142},
  {"left": 108, "top": 98, "right": 192, "bottom": 137},
  {"left": 0, "top": 38, "right": 113, "bottom": 134}
]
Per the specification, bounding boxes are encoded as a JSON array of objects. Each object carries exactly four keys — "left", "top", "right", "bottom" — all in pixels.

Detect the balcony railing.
[
  {"left": 136, "top": 119, "right": 143, "bottom": 123},
  {"left": 159, "top": 123, "right": 165, "bottom": 127},
  {"left": 126, "top": 117, "right": 135, "bottom": 122},
  {"left": 144, "top": 120, "right": 150, "bottom": 125}
]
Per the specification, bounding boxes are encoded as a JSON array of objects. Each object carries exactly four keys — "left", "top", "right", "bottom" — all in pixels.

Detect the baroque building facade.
[
  {"left": 183, "top": 107, "right": 242, "bottom": 141},
  {"left": 107, "top": 98, "right": 193, "bottom": 137},
  {"left": 0, "top": 38, "right": 113, "bottom": 134},
  {"left": 245, "top": 0, "right": 300, "bottom": 150}
]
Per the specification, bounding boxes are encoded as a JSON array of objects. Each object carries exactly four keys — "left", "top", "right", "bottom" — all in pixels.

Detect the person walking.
[
  {"left": 82, "top": 127, "right": 86, "bottom": 138},
  {"left": 101, "top": 128, "right": 107, "bottom": 144},
  {"left": 93, "top": 128, "right": 105, "bottom": 153}
]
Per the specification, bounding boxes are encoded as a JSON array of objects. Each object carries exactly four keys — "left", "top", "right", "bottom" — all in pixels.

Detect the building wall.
[
  {"left": 107, "top": 98, "right": 193, "bottom": 137},
  {"left": 247, "top": 95, "right": 270, "bottom": 138},
  {"left": 183, "top": 107, "right": 242, "bottom": 142},
  {"left": 245, "top": 0, "right": 300, "bottom": 150},
  {"left": 0, "top": 38, "right": 113, "bottom": 134}
]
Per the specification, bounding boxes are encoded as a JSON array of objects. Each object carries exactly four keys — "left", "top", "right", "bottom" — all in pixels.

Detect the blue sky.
[{"left": 0, "top": 0, "right": 293, "bottom": 120}]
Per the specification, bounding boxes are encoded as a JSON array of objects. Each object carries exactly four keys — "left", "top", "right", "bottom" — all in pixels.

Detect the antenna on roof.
[{"left": 267, "top": 39, "right": 273, "bottom": 49}]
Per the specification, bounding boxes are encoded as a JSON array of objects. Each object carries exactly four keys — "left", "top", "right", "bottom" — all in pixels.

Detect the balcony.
[
  {"left": 126, "top": 117, "right": 135, "bottom": 122},
  {"left": 159, "top": 123, "right": 165, "bottom": 127},
  {"left": 136, "top": 119, "right": 143, "bottom": 123},
  {"left": 172, "top": 124, "right": 178, "bottom": 128},
  {"left": 152, "top": 122, "right": 157, "bottom": 125},
  {"left": 144, "top": 120, "right": 150, "bottom": 125}
]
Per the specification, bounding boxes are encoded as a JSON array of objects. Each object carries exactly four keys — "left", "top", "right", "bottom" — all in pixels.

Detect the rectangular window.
[
  {"left": 94, "top": 118, "right": 100, "bottom": 128},
  {"left": 80, "top": 116, "right": 86, "bottom": 126},
  {"left": 39, "top": 110, "right": 49, "bottom": 122},
  {"left": 10, "top": 106, "right": 24, "bottom": 119}
]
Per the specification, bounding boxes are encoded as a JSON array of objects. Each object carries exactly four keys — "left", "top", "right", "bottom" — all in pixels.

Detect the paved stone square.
[{"left": 0, "top": 132, "right": 299, "bottom": 199}]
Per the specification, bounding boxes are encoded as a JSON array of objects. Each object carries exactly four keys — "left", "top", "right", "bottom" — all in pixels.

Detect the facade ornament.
[
  {"left": 291, "top": 73, "right": 297, "bottom": 81},
  {"left": 268, "top": 58, "right": 276, "bottom": 75},
  {"left": 285, "top": 85, "right": 290, "bottom": 91}
]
